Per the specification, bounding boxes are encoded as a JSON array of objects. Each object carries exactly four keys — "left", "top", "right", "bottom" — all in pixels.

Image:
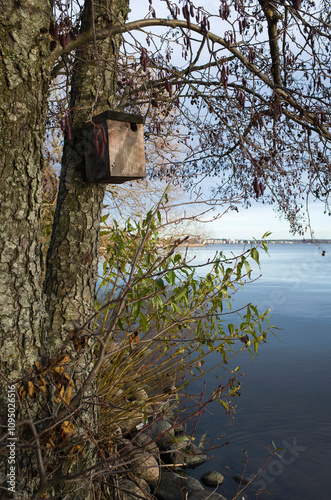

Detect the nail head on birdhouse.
[{"left": 83, "top": 110, "right": 146, "bottom": 184}]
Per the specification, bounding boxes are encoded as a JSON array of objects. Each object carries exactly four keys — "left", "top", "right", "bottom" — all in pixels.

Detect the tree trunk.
[
  {"left": 1, "top": 0, "right": 130, "bottom": 497},
  {"left": 40, "top": 1, "right": 130, "bottom": 499},
  {"left": 0, "top": 0, "right": 53, "bottom": 494},
  {"left": 43, "top": 0, "right": 130, "bottom": 350}
]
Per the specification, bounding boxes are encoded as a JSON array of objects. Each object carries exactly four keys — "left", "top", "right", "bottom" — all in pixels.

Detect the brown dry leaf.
[
  {"left": 28, "top": 380, "right": 35, "bottom": 397},
  {"left": 61, "top": 420, "right": 75, "bottom": 438},
  {"left": 53, "top": 366, "right": 64, "bottom": 374},
  {"left": 63, "top": 373, "right": 74, "bottom": 385},
  {"left": 68, "top": 445, "right": 83, "bottom": 465},
  {"left": 18, "top": 386, "right": 26, "bottom": 400},
  {"left": 34, "top": 360, "right": 44, "bottom": 372},
  {"left": 55, "top": 354, "right": 70, "bottom": 365},
  {"left": 38, "top": 377, "right": 47, "bottom": 395},
  {"left": 55, "top": 384, "right": 65, "bottom": 404},
  {"left": 46, "top": 438, "right": 55, "bottom": 448},
  {"left": 63, "top": 385, "right": 72, "bottom": 405}
]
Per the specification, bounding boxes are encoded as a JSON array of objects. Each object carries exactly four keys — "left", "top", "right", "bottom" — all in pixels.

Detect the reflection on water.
[{"left": 184, "top": 244, "right": 331, "bottom": 500}]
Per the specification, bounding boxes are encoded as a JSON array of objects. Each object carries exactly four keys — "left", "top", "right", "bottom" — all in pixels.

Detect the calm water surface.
[{"left": 184, "top": 244, "right": 331, "bottom": 500}]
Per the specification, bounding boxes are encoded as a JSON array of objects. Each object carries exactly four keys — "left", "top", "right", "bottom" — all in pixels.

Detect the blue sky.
[
  {"left": 128, "top": 1, "right": 330, "bottom": 241},
  {"left": 203, "top": 200, "right": 331, "bottom": 240}
]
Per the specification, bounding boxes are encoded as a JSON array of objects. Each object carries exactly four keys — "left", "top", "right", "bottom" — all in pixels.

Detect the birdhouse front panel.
[{"left": 83, "top": 110, "right": 146, "bottom": 184}]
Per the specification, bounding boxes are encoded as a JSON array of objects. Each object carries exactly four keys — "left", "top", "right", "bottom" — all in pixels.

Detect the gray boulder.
[
  {"left": 117, "top": 479, "right": 150, "bottom": 500},
  {"left": 130, "top": 450, "right": 160, "bottom": 483},
  {"left": 148, "top": 419, "right": 175, "bottom": 448},
  {"left": 153, "top": 469, "right": 204, "bottom": 500},
  {"left": 168, "top": 443, "right": 207, "bottom": 468},
  {"left": 133, "top": 431, "right": 160, "bottom": 457},
  {"left": 200, "top": 470, "right": 224, "bottom": 487}
]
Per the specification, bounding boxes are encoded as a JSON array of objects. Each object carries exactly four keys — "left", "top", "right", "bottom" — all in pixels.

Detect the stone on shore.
[
  {"left": 133, "top": 431, "right": 160, "bottom": 456},
  {"left": 200, "top": 470, "right": 224, "bottom": 487},
  {"left": 117, "top": 478, "right": 150, "bottom": 500},
  {"left": 130, "top": 450, "right": 160, "bottom": 483},
  {"left": 153, "top": 469, "right": 204, "bottom": 500},
  {"left": 148, "top": 419, "right": 175, "bottom": 448},
  {"left": 168, "top": 442, "right": 207, "bottom": 468}
]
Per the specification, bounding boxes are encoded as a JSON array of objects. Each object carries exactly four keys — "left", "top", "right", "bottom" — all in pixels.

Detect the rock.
[
  {"left": 132, "top": 475, "right": 151, "bottom": 494},
  {"left": 119, "top": 412, "right": 143, "bottom": 434},
  {"left": 152, "top": 400, "right": 172, "bottom": 415},
  {"left": 117, "top": 438, "right": 134, "bottom": 453},
  {"left": 117, "top": 479, "right": 150, "bottom": 500},
  {"left": 168, "top": 443, "right": 207, "bottom": 468},
  {"left": 153, "top": 469, "right": 204, "bottom": 500},
  {"left": 129, "top": 387, "right": 149, "bottom": 402},
  {"left": 109, "top": 424, "right": 122, "bottom": 439},
  {"left": 148, "top": 419, "right": 175, "bottom": 448},
  {"left": 133, "top": 432, "right": 160, "bottom": 456},
  {"left": 200, "top": 470, "right": 224, "bottom": 487},
  {"left": 130, "top": 450, "right": 160, "bottom": 483}
]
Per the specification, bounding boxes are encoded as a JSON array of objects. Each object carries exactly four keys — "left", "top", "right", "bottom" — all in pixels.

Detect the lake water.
[{"left": 183, "top": 244, "right": 331, "bottom": 500}]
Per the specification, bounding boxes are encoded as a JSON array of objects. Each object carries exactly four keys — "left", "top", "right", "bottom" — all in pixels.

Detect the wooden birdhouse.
[{"left": 83, "top": 110, "right": 146, "bottom": 184}]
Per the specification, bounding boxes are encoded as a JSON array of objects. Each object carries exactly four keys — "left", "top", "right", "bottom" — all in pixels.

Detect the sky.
[
  {"left": 203, "top": 201, "right": 331, "bottom": 240},
  {"left": 127, "top": 1, "right": 331, "bottom": 241}
]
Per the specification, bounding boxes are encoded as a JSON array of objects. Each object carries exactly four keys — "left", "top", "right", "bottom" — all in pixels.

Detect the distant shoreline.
[{"left": 181, "top": 239, "right": 331, "bottom": 246}]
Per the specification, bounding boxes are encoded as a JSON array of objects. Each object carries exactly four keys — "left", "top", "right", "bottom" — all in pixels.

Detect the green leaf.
[
  {"left": 219, "top": 400, "right": 229, "bottom": 411},
  {"left": 155, "top": 278, "right": 165, "bottom": 290},
  {"left": 139, "top": 312, "right": 148, "bottom": 333},
  {"left": 132, "top": 301, "right": 142, "bottom": 322},
  {"left": 236, "top": 262, "right": 243, "bottom": 280},
  {"left": 167, "top": 270, "right": 176, "bottom": 285},
  {"left": 173, "top": 435, "right": 190, "bottom": 444},
  {"left": 101, "top": 214, "right": 109, "bottom": 223},
  {"left": 173, "top": 286, "right": 188, "bottom": 302},
  {"left": 244, "top": 260, "right": 252, "bottom": 277},
  {"left": 250, "top": 304, "right": 258, "bottom": 316},
  {"left": 250, "top": 247, "right": 260, "bottom": 266}
]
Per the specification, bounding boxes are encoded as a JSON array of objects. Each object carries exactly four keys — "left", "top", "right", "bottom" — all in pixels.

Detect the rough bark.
[
  {"left": 43, "top": 0, "right": 130, "bottom": 350},
  {"left": 40, "top": 2, "right": 130, "bottom": 499},
  {"left": 0, "top": 0, "right": 52, "bottom": 375},
  {"left": 0, "top": 0, "right": 53, "bottom": 495}
]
